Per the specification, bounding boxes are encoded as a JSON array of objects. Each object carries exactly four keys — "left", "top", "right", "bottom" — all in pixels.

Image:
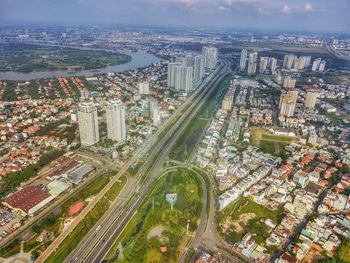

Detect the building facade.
[
  {"left": 78, "top": 102, "right": 99, "bottom": 146},
  {"left": 202, "top": 46, "right": 218, "bottom": 70},
  {"left": 106, "top": 100, "right": 126, "bottom": 142}
]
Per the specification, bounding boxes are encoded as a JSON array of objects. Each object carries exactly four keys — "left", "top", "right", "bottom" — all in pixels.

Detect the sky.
[{"left": 1, "top": 0, "right": 349, "bottom": 33}]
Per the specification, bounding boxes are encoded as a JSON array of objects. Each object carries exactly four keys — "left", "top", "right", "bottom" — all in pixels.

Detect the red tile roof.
[{"left": 4, "top": 185, "right": 50, "bottom": 213}]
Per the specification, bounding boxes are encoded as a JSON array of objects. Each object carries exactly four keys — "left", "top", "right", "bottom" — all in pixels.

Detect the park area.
[
  {"left": 104, "top": 168, "right": 203, "bottom": 263},
  {"left": 217, "top": 196, "right": 284, "bottom": 252}
]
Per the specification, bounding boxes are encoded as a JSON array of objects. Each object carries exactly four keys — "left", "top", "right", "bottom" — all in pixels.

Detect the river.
[{"left": 0, "top": 50, "right": 160, "bottom": 81}]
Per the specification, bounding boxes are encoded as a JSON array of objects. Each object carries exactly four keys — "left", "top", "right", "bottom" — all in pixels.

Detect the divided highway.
[{"left": 63, "top": 59, "right": 231, "bottom": 263}]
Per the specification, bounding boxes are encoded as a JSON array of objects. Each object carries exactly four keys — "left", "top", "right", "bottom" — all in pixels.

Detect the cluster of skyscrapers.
[
  {"left": 312, "top": 58, "right": 327, "bottom": 72},
  {"left": 78, "top": 100, "right": 127, "bottom": 146},
  {"left": 167, "top": 46, "right": 218, "bottom": 92},
  {"left": 240, "top": 49, "right": 326, "bottom": 75},
  {"left": 283, "top": 54, "right": 312, "bottom": 70},
  {"left": 240, "top": 49, "right": 276, "bottom": 75},
  {"left": 240, "top": 50, "right": 258, "bottom": 75},
  {"left": 279, "top": 89, "right": 319, "bottom": 116}
]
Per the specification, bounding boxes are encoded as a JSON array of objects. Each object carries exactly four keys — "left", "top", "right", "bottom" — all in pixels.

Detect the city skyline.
[{"left": 1, "top": 0, "right": 350, "bottom": 33}]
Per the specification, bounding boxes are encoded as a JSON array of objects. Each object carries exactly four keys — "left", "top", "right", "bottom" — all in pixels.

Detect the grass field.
[
  {"left": 337, "top": 241, "right": 350, "bottom": 263},
  {"left": 45, "top": 175, "right": 127, "bottom": 263},
  {"left": 218, "top": 197, "right": 283, "bottom": 248},
  {"left": 250, "top": 127, "right": 294, "bottom": 156},
  {"left": 104, "top": 168, "right": 203, "bottom": 263}
]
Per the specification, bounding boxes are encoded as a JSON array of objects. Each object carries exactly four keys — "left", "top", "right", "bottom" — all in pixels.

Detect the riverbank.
[{"left": 0, "top": 49, "right": 160, "bottom": 81}]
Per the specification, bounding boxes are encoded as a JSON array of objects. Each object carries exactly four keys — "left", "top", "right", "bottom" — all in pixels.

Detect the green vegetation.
[
  {"left": 97, "top": 138, "right": 117, "bottom": 148},
  {"left": 170, "top": 74, "right": 232, "bottom": 161},
  {"left": 34, "top": 117, "right": 78, "bottom": 143},
  {"left": 26, "top": 171, "right": 115, "bottom": 259},
  {"left": 0, "top": 44, "right": 131, "bottom": 73},
  {"left": 0, "top": 149, "right": 65, "bottom": 197},
  {"left": 60, "top": 171, "right": 114, "bottom": 215},
  {"left": 321, "top": 98, "right": 347, "bottom": 108},
  {"left": 261, "top": 134, "right": 293, "bottom": 143},
  {"left": 46, "top": 175, "right": 127, "bottom": 263},
  {"left": 24, "top": 236, "right": 41, "bottom": 253},
  {"left": 259, "top": 140, "right": 290, "bottom": 156},
  {"left": 105, "top": 168, "right": 203, "bottom": 263},
  {"left": 2, "top": 81, "right": 17, "bottom": 101},
  {"left": 0, "top": 239, "right": 21, "bottom": 258},
  {"left": 31, "top": 212, "right": 61, "bottom": 236},
  {"left": 218, "top": 197, "right": 284, "bottom": 248},
  {"left": 250, "top": 127, "right": 293, "bottom": 157},
  {"left": 318, "top": 237, "right": 350, "bottom": 263},
  {"left": 170, "top": 118, "right": 207, "bottom": 161},
  {"left": 128, "top": 162, "right": 142, "bottom": 176}
]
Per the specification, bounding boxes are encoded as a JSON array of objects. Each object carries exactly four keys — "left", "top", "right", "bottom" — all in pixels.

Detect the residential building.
[
  {"left": 319, "top": 60, "right": 326, "bottom": 72},
  {"left": 167, "top": 62, "right": 181, "bottom": 88},
  {"left": 174, "top": 66, "right": 193, "bottom": 92},
  {"left": 138, "top": 82, "right": 150, "bottom": 95},
  {"left": 305, "top": 91, "right": 318, "bottom": 109},
  {"left": 240, "top": 49, "right": 248, "bottom": 71},
  {"left": 247, "top": 52, "right": 258, "bottom": 75},
  {"left": 194, "top": 55, "right": 205, "bottom": 81},
  {"left": 312, "top": 58, "right": 322, "bottom": 71},
  {"left": 283, "top": 54, "right": 296, "bottom": 69},
  {"left": 259, "top": 57, "right": 269, "bottom": 74},
  {"left": 78, "top": 102, "right": 99, "bottom": 146},
  {"left": 279, "top": 90, "right": 298, "bottom": 116},
  {"left": 270, "top": 58, "right": 277, "bottom": 73},
  {"left": 202, "top": 46, "right": 218, "bottom": 70},
  {"left": 106, "top": 100, "right": 126, "bottom": 142}
]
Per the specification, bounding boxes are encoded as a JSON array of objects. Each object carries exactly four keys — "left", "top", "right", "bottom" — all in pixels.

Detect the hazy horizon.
[{"left": 1, "top": 0, "right": 349, "bottom": 33}]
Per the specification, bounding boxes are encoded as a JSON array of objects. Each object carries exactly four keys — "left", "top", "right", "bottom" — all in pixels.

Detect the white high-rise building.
[
  {"left": 185, "top": 55, "right": 194, "bottom": 67},
  {"left": 305, "top": 91, "right": 318, "bottom": 108},
  {"left": 304, "top": 56, "right": 312, "bottom": 68},
  {"left": 78, "top": 102, "right": 99, "bottom": 146},
  {"left": 193, "top": 55, "right": 205, "bottom": 81},
  {"left": 174, "top": 66, "right": 193, "bottom": 93},
  {"left": 152, "top": 107, "right": 161, "bottom": 126},
  {"left": 283, "top": 54, "right": 296, "bottom": 69},
  {"left": 167, "top": 62, "right": 181, "bottom": 88},
  {"left": 106, "top": 100, "right": 126, "bottom": 142},
  {"left": 202, "top": 46, "right": 218, "bottom": 70},
  {"left": 175, "top": 57, "right": 189, "bottom": 67},
  {"left": 259, "top": 57, "right": 269, "bottom": 74},
  {"left": 279, "top": 90, "right": 298, "bottom": 116},
  {"left": 318, "top": 61, "right": 326, "bottom": 72},
  {"left": 312, "top": 58, "right": 322, "bottom": 71},
  {"left": 247, "top": 52, "right": 258, "bottom": 75},
  {"left": 293, "top": 57, "right": 304, "bottom": 70},
  {"left": 138, "top": 82, "right": 150, "bottom": 95},
  {"left": 270, "top": 58, "right": 277, "bottom": 73},
  {"left": 239, "top": 49, "right": 248, "bottom": 71}
]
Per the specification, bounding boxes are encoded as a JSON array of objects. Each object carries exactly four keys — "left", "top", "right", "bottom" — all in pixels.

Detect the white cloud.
[
  {"left": 282, "top": 4, "right": 291, "bottom": 14},
  {"left": 173, "top": 0, "right": 195, "bottom": 8},
  {"left": 223, "top": 0, "right": 260, "bottom": 7},
  {"left": 303, "top": 2, "right": 317, "bottom": 12}
]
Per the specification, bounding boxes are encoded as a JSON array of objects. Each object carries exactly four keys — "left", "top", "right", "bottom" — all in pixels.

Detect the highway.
[
  {"left": 63, "top": 59, "right": 231, "bottom": 263},
  {"left": 36, "top": 58, "right": 225, "bottom": 263}
]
